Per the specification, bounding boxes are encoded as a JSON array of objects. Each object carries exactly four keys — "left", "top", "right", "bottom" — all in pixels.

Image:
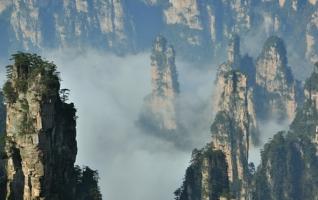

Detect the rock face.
[
  {"left": 2, "top": 53, "right": 77, "bottom": 199},
  {"left": 252, "top": 69, "right": 318, "bottom": 200},
  {"left": 0, "top": 0, "right": 135, "bottom": 55},
  {"left": 304, "top": 64, "right": 318, "bottom": 110},
  {"left": 213, "top": 36, "right": 259, "bottom": 146},
  {"left": 2, "top": 1, "right": 318, "bottom": 65},
  {"left": 177, "top": 67, "right": 255, "bottom": 200},
  {"left": 139, "top": 36, "right": 180, "bottom": 134},
  {"left": 175, "top": 147, "right": 230, "bottom": 200},
  {"left": 254, "top": 36, "right": 298, "bottom": 121},
  {"left": 211, "top": 70, "right": 252, "bottom": 199}
]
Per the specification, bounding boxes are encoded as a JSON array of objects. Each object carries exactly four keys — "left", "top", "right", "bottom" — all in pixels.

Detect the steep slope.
[
  {"left": 2, "top": 53, "right": 77, "bottom": 199},
  {"left": 0, "top": 0, "right": 135, "bottom": 55},
  {"left": 1, "top": 0, "right": 318, "bottom": 65},
  {"left": 252, "top": 68, "right": 318, "bottom": 200},
  {"left": 213, "top": 35, "right": 259, "bottom": 146},
  {"left": 0, "top": 53, "right": 102, "bottom": 200},
  {"left": 254, "top": 36, "right": 299, "bottom": 121},
  {"left": 138, "top": 36, "right": 180, "bottom": 136},
  {"left": 177, "top": 68, "right": 255, "bottom": 200}
]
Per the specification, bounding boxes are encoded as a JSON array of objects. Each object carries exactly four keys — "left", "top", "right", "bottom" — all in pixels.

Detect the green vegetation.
[
  {"left": 74, "top": 166, "right": 102, "bottom": 200},
  {"left": 304, "top": 68, "right": 318, "bottom": 92},
  {"left": 253, "top": 131, "right": 318, "bottom": 200},
  {"left": 3, "top": 52, "right": 60, "bottom": 104},
  {"left": 175, "top": 147, "right": 230, "bottom": 200}
]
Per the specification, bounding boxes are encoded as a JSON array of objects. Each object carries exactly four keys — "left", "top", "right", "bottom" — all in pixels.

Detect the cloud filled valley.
[{"left": 41, "top": 50, "right": 216, "bottom": 200}]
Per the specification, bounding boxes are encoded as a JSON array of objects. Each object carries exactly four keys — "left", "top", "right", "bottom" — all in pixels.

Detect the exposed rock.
[
  {"left": 252, "top": 69, "right": 318, "bottom": 200},
  {"left": 177, "top": 64, "right": 256, "bottom": 199},
  {"left": 213, "top": 36, "right": 259, "bottom": 146},
  {"left": 211, "top": 70, "right": 251, "bottom": 199},
  {"left": 306, "top": 10, "right": 318, "bottom": 63},
  {"left": 2, "top": 53, "right": 77, "bottom": 199},
  {"left": 164, "top": 0, "right": 203, "bottom": 30},
  {"left": 255, "top": 36, "right": 298, "bottom": 121},
  {"left": 0, "top": 0, "right": 135, "bottom": 54},
  {"left": 253, "top": 131, "right": 318, "bottom": 200},
  {"left": 139, "top": 36, "right": 180, "bottom": 134},
  {"left": 174, "top": 147, "right": 230, "bottom": 200},
  {"left": 304, "top": 64, "right": 318, "bottom": 110}
]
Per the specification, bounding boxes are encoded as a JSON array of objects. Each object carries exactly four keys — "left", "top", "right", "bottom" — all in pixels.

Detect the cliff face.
[
  {"left": 304, "top": 64, "right": 318, "bottom": 110},
  {"left": 177, "top": 67, "right": 255, "bottom": 199},
  {"left": 139, "top": 36, "right": 180, "bottom": 134},
  {"left": 211, "top": 70, "right": 251, "bottom": 199},
  {"left": 255, "top": 36, "right": 298, "bottom": 121},
  {"left": 175, "top": 147, "right": 230, "bottom": 200},
  {"left": 1, "top": 1, "right": 318, "bottom": 64},
  {"left": 213, "top": 35, "right": 259, "bottom": 146},
  {"left": 2, "top": 53, "right": 77, "bottom": 199},
  {"left": 252, "top": 69, "right": 318, "bottom": 200},
  {"left": 0, "top": 0, "right": 134, "bottom": 54}
]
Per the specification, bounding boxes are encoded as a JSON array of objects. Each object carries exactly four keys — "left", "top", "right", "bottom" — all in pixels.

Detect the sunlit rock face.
[
  {"left": 174, "top": 146, "right": 230, "bottom": 200},
  {"left": 177, "top": 66, "right": 256, "bottom": 200},
  {"left": 255, "top": 36, "right": 298, "bottom": 122},
  {"left": 253, "top": 95, "right": 318, "bottom": 200},
  {"left": 306, "top": 10, "right": 318, "bottom": 63},
  {"left": 2, "top": 0, "right": 318, "bottom": 64},
  {"left": 0, "top": 0, "right": 135, "bottom": 54},
  {"left": 2, "top": 54, "right": 77, "bottom": 199},
  {"left": 211, "top": 70, "right": 252, "bottom": 200},
  {"left": 139, "top": 36, "right": 180, "bottom": 134},
  {"left": 213, "top": 35, "right": 259, "bottom": 146}
]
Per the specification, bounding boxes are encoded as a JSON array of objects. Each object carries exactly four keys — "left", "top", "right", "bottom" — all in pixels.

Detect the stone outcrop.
[
  {"left": 0, "top": 0, "right": 135, "bottom": 54},
  {"left": 177, "top": 66, "right": 256, "bottom": 199},
  {"left": 2, "top": 53, "right": 77, "bottom": 199},
  {"left": 174, "top": 147, "right": 230, "bottom": 200},
  {"left": 304, "top": 64, "right": 318, "bottom": 110},
  {"left": 253, "top": 92, "right": 318, "bottom": 199},
  {"left": 213, "top": 35, "right": 259, "bottom": 146},
  {"left": 1, "top": 1, "right": 318, "bottom": 64},
  {"left": 255, "top": 36, "right": 298, "bottom": 121},
  {"left": 306, "top": 10, "right": 318, "bottom": 63},
  {"left": 211, "top": 70, "right": 252, "bottom": 199},
  {"left": 139, "top": 36, "right": 180, "bottom": 134}
]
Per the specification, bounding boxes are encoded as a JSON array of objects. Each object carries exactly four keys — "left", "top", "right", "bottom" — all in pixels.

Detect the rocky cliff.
[
  {"left": 0, "top": 0, "right": 135, "bottom": 55},
  {"left": 177, "top": 67, "right": 256, "bottom": 200},
  {"left": 211, "top": 70, "right": 252, "bottom": 199},
  {"left": 2, "top": 0, "right": 318, "bottom": 65},
  {"left": 139, "top": 36, "right": 180, "bottom": 136},
  {"left": 304, "top": 63, "right": 318, "bottom": 110},
  {"left": 252, "top": 66, "right": 318, "bottom": 200},
  {"left": 175, "top": 147, "right": 230, "bottom": 200},
  {"left": 0, "top": 53, "right": 102, "bottom": 200},
  {"left": 213, "top": 35, "right": 259, "bottom": 146},
  {"left": 2, "top": 53, "right": 77, "bottom": 199},
  {"left": 254, "top": 36, "right": 299, "bottom": 121}
]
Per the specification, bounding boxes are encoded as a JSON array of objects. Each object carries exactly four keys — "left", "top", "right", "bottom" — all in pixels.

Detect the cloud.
[
  {"left": 249, "top": 119, "right": 289, "bottom": 166},
  {"left": 43, "top": 49, "right": 216, "bottom": 200}
]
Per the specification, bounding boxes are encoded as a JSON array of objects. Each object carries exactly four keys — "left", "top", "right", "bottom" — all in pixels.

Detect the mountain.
[
  {"left": 0, "top": 53, "right": 101, "bottom": 199},
  {"left": 1, "top": 0, "right": 318, "bottom": 67},
  {"left": 254, "top": 36, "right": 300, "bottom": 121},
  {"left": 178, "top": 62, "right": 318, "bottom": 200},
  {"left": 176, "top": 66, "right": 256, "bottom": 199},
  {"left": 138, "top": 36, "right": 181, "bottom": 139},
  {"left": 252, "top": 69, "right": 318, "bottom": 199}
]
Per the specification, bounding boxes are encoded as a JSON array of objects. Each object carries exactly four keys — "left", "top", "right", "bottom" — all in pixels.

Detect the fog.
[
  {"left": 249, "top": 119, "right": 290, "bottom": 167},
  {"left": 43, "top": 49, "right": 216, "bottom": 200}
]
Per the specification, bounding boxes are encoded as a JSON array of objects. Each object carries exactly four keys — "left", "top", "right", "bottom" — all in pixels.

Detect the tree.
[
  {"left": 75, "top": 166, "right": 102, "bottom": 200},
  {"left": 60, "top": 89, "right": 70, "bottom": 102}
]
